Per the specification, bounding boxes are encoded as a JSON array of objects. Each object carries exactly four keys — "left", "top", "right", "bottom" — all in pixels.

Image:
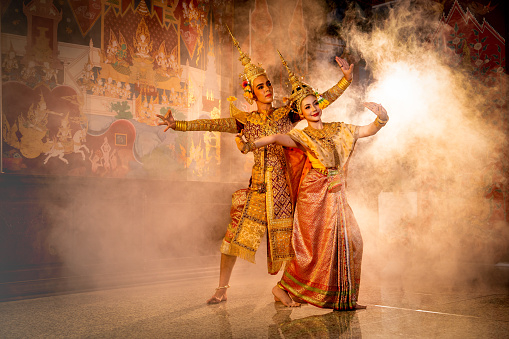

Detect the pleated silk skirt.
[{"left": 280, "top": 169, "right": 363, "bottom": 310}]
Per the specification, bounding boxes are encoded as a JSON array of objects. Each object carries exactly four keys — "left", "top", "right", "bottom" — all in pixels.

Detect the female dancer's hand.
[
  {"left": 335, "top": 56, "right": 354, "bottom": 81},
  {"left": 156, "top": 109, "right": 176, "bottom": 132},
  {"left": 363, "top": 102, "right": 389, "bottom": 121}
]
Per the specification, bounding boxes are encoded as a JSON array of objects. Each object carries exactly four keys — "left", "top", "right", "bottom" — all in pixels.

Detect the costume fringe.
[{"left": 220, "top": 240, "right": 256, "bottom": 263}]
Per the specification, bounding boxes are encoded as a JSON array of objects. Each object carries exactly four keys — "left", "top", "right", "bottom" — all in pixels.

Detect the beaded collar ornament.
[{"left": 227, "top": 26, "right": 267, "bottom": 104}]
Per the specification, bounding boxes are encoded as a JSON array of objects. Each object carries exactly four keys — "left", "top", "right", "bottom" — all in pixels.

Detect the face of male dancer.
[
  {"left": 301, "top": 95, "right": 321, "bottom": 122},
  {"left": 252, "top": 75, "right": 273, "bottom": 104}
]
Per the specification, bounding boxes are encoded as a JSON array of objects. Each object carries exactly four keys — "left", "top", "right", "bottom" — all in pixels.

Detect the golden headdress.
[
  {"left": 227, "top": 26, "right": 267, "bottom": 104},
  {"left": 278, "top": 51, "right": 329, "bottom": 117}
]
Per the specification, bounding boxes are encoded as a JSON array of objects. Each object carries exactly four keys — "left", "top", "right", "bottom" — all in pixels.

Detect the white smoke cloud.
[{"left": 304, "top": 0, "right": 508, "bottom": 289}]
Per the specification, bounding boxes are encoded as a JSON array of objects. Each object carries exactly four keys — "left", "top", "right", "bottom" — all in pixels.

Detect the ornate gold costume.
[
  {"left": 174, "top": 84, "right": 349, "bottom": 273},
  {"left": 280, "top": 122, "right": 363, "bottom": 310},
  {"left": 172, "top": 31, "right": 351, "bottom": 274},
  {"left": 288, "top": 122, "right": 358, "bottom": 169}
]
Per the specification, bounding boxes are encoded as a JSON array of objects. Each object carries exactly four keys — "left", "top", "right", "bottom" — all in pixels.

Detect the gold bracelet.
[
  {"left": 240, "top": 141, "right": 256, "bottom": 154},
  {"left": 241, "top": 142, "right": 249, "bottom": 154},
  {"left": 175, "top": 120, "right": 187, "bottom": 131},
  {"left": 337, "top": 77, "right": 352, "bottom": 92},
  {"left": 246, "top": 141, "right": 256, "bottom": 153},
  {"left": 374, "top": 116, "right": 388, "bottom": 128}
]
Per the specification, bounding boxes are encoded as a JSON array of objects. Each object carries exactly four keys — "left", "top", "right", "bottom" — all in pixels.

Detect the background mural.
[
  {"left": 1, "top": 0, "right": 236, "bottom": 181},
  {"left": 1, "top": 0, "right": 329, "bottom": 182}
]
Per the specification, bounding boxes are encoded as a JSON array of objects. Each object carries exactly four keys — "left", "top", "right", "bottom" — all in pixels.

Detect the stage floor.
[{"left": 1, "top": 258, "right": 508, "bottom": 338}]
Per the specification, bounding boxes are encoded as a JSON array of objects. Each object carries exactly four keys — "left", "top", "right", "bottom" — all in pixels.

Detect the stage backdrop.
[{"left": 1, "top": 0, "right": 240, "bottom": 181}]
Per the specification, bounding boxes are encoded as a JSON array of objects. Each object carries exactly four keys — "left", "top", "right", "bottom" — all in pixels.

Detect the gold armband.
[
  {"left": 374, "top": 116, "right": 388, "bottom": 128},
  {"left": 175, "top": 121, "right": 187, "bottom": 131},
  {"left": 320, "top": 77, "right": 352, "bottom": 108},
  {"left": 178, "top": 118, "right": 238, "bottom": 133},
  {"left": 336, "top": 77, "right": 352, "bottom": 92}
]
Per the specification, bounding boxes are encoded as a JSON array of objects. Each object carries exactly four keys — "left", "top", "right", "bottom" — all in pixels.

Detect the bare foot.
[
  {"left": 206, "top": 289, "right": 227, "bottom": 304},
  {"left": 291, "top": 296, "right": 308, "bottom": 304},
  {"left": 355, "top": 304, "right": 367, "bottom": 309},
  {"left": 272, "top": 286, "right": 300, "bottom": 307}
]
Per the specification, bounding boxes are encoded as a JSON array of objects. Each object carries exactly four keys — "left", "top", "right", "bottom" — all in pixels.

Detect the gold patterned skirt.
[
  {"left": 219, "top": 171, "right": 294, "bottom": 275},
  {"left": 279, "top": 169, "right": 363, "bottom": 310}
]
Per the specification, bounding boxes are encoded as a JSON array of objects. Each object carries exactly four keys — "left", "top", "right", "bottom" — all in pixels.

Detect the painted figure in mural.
[
  {"left": 21, "top": 60, "right": 37, "bottom": 81},
  {"left": 81, "top": 61, "right": 95, "bottom": 84},
  {"left": 117, "top": 33, "right": 129, "bottom": 65},
  {"left": 155, "top": 42, "right": 170, "bottom": 71},
  {"left": 42, "top": 61, "right": 57, "bottom": 82},
  {"left": 101, "top": 136, "right": 113, "bottom": 172},
  {"left": 124, "top": 83, "right": 132, "bottom": 99},
  {"left": 2, "top": 44, "right": 19, "bottom": 74},
  {"left": 72, "top": 128, "right": 89, "bottom": 161},
  {"left": 13, "top": 94, "right": 50, "bottom": 159},
  {"left": 105, "top": 30, "right": 119, "bottom": 64},
  {"left": 157, "top": 30, "right": 354, "bottom": 304},
  {"left": 56, "top": 113, "right": 73, "bottom": 144},
  {"left": 134, "top": 19, "right": 153, "bottom": 60},
  {"left": 236, "top": 57, "right": 389, "bottom": 310},
  {"left": 89, "top": 149, "right": 104, "bottom": 174}
]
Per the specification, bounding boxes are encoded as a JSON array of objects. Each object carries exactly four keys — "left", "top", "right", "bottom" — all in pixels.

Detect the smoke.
[
  {"left": 40, "top": 176, "right": 237, "bottom": 293},
  {"left": 36, "top": 0, "right": 507, "bottom": 295},
  {"left": 306, "top": 0, "right": 508, "bottom": 290}
]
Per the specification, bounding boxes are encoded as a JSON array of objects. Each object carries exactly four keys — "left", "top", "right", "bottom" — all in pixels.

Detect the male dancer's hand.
[
  {"left": 363, "top": 102, "right": 389, "bottom": 121},
  {"left": 335, "top": 56, "right": 354, "bottom": 82},
  {"left": 156, "top": 109, "right": 176, "bottom": 132},
  {"left": 235, "top": 130, "right": 247, "bottom": 152}
]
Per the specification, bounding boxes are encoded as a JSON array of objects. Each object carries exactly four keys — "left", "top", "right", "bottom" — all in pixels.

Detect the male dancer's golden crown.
[{"left": 227, "top": 26, "right": 267, "bottom": 104}]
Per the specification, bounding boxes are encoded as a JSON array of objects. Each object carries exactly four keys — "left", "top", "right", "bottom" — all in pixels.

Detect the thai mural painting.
[{"left": 1, "top": 0, "right": 234, "bottom": 181}]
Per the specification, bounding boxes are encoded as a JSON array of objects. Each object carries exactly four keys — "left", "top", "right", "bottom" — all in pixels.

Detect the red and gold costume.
[
  {"left": 279, "top": 122, "right": 363, "bottom": 310},
  {"left": 174, "top": 32, "right": 351, "bottom": 273},
  {"left": 272, "top": 56, "right": 363, "bottom": 309},
  {"left": 175, "top": 83, "right": 350, "bottom": 274}
]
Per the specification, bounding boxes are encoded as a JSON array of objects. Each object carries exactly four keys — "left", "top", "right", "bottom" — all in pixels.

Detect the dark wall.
[{"left": 0, "top": 175, "right": 243, "bottom": 300}]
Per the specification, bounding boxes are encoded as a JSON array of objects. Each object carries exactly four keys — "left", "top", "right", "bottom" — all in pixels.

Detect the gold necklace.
[{"left": 303, "top": 123, "right": 339, "bottom": 167}]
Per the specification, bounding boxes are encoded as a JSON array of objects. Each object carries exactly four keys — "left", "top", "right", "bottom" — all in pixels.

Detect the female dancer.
[{"left": 236, "top": 61, "right": 388, "bottom": 311}]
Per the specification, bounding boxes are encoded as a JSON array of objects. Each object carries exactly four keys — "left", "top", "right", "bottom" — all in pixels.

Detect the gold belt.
[{"left": 314, "top": 167, "right": 339, "bottom": 177}]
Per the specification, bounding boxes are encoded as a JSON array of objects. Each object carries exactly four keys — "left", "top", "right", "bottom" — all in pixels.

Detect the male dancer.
[{"left": 157, "top": 30, "right": 353, "bottom": 304}]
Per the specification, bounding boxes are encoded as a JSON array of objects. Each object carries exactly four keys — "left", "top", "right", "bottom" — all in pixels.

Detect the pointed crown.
[
  {"left": 227, "top": 26, "right": 267, "bottom": 87},
  {"left": 278, "top": 51, "right": 316, "bottom": 116}
]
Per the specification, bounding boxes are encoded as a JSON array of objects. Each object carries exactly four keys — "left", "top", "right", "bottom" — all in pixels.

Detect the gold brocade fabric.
[
  {"left": 288, "top": 122, "right": 358, "bottom": 169},
  {"left": 280, "top": 122, "right": 362, "bottom": 310},
  {"left": 175, "top": 117, "right": 239, "bottom": 133},
  {"left": 320, "top": 77, "right": 351, "bottom": 109},
  {"left": 280, "top": 169, "right": 363, "bottom": 310},
  {"left": 178, "top": 84, "right": 349, "bottom": 274},
  {"left": 221, "top": 106, "right": 295, "bottom": 274}
]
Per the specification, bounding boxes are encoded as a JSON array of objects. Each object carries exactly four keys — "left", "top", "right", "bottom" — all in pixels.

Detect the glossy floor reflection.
[{"left": 0, "top": 258, "right": 508, "bottom": 338}]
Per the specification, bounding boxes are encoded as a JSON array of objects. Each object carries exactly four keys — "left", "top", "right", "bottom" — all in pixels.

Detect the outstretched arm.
[
  {"left": 157, "top": 109, "right": 240, "bottom": 133},
  {"left": 358, "top": 102, "right": 389, "bottom": 138},
  {"left": 319, "top": 57, "right": 354, "bottom": 108},
  {"left": 236, "top": 132, "right": 303, "bottom": 154}
]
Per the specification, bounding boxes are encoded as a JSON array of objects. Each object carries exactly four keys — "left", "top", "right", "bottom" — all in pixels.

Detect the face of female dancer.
[
  {"left": 252, "top": 75, "right": 273, "bottom": 104},
  {"left": 301, "top": 95, "right": 321, "bottom": 122}
]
